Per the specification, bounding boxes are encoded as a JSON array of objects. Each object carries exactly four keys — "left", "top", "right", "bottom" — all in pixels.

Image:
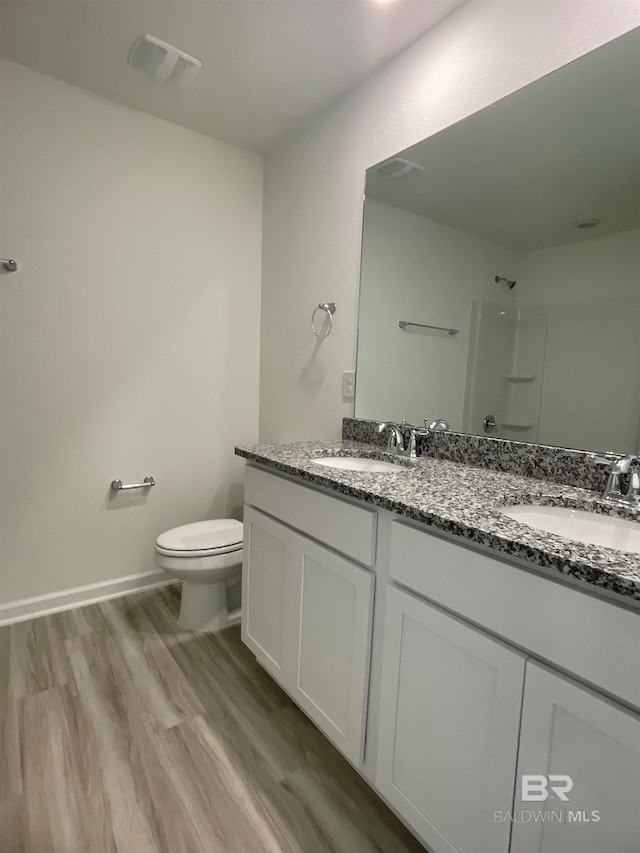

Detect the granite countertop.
[{"left": 235, "top": 440, "right": 640, "bottom": 605}]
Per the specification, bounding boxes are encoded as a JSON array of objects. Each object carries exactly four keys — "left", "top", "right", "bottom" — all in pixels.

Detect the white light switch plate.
[{"left": 342, "top": 370, "right": 355, "bottom": 399}]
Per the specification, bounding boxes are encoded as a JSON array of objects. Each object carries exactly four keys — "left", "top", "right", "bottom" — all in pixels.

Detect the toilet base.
[{"left": 178, "top": 579, "right": 239, "bottom": 632}]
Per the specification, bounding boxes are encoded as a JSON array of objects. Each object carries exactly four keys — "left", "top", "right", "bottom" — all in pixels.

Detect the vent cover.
[
  {"left": 128, "top": 34, "right": 201, "bottom": 84},
  {"left": 372, "top": 157, "right": 424, "bottom": 180}
]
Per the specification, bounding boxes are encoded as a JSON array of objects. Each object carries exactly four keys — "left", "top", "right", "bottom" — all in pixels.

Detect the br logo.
[{"left": 522, "top": 775, "right": 573, "bottom": 802}]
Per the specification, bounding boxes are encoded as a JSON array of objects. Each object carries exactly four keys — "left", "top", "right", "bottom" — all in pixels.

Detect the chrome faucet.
[
  {"left": 595, "top": 454, "right": 640, "bottom": 506},
  {"left": 377, "top": 420, "right": 419, "bottom": 460},
  {"left": 378, "top": 422, "right": 405, "bottom": 453}
]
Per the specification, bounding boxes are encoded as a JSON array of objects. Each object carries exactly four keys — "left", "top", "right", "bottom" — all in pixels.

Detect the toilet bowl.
[{"left": 154, "top": 519, "right": 243, "bottom": 631}]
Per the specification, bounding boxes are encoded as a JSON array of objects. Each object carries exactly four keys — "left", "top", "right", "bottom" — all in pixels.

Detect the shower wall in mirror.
[{"left": 355, "top": 29, "right": 640, "bottom": 456}]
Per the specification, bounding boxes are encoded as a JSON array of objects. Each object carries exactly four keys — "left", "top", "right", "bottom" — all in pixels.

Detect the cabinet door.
[
  {"left": 376, "top": 587, "right": 526, "bottom": 853},
  {"left": 241, "top": 507, "right": 297, "bottom": 684},
  {"left": 511, "top": 662, "right": 640, "bottom": 853},
  {"left": 242, "top": 506, "right": 374, "bottom": 766},
  {"left": 290, "top": 536, "right": 374, "bottom": 766}
]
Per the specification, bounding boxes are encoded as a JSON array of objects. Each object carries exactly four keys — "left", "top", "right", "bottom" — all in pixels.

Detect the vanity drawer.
[
  {"left": 389, "top": 519, "right": 640, "bottom": 711},
  {"left": 245, "top": 465, "right": 377, "bottom": 566}
]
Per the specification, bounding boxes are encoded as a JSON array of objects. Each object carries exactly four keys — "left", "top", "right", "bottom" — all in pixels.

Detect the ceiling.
[
  {"left": 0, "top": 0, "right": 465, "bottom": 153},
  {"left": 366, "top": 28, "right": 640, "bottom": 252}
]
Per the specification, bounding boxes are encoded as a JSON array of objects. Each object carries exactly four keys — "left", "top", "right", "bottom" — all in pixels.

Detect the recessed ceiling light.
[{"left": 573, "top": 218, "right": 602, "bottom": 230}]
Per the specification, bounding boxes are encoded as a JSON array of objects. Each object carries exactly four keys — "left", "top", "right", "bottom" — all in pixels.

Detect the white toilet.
[{"left": 154, "top": 519, "right": 243, "bottom": 631}]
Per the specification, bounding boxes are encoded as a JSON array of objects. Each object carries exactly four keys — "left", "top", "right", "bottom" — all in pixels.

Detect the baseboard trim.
[{"left": 0, "top": 570, "right": 174, "bottom": 626}]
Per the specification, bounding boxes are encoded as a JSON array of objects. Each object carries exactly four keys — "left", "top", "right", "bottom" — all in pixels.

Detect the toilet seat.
[
  {"left": 155, "top": 519, "right": 243, "bottom": 558},
  {"left": 155, "top": 542, "right": 243, "bottom": 558}
]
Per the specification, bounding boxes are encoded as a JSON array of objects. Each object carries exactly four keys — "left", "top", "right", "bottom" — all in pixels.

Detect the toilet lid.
[{"left": 155, "top": 519, "right": 243, "bottom": 553}]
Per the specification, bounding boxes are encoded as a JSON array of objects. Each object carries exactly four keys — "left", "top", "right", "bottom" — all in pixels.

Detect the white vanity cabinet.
[
  {"left": 511, "top": 662, "right": 640, "bottom": 853},
  {"left": 376, "top": 586, "right": 526, "bottom": 853},
  {"left": 240, "top": 462, "right": 640, "bottom": 853},
  {"left": 242, "top": 470, "right": 376, "bottom": 766},
  {"left": 380, "top": 518, "right": 640, "bottom": 853}
]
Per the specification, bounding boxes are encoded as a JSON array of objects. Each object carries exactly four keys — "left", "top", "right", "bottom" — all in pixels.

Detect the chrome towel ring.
[{"left": 311, "top": 302, "right": 336, "bottom": 339}]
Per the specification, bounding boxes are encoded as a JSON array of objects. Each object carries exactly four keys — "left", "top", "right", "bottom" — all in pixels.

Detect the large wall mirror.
[{"left": 355, "top": 29, "right": 640, "bottom": 455}]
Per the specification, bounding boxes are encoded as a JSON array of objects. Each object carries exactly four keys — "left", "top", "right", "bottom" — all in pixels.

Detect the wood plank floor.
[{"left": 0, "top": 586, "right": 424, "bottom": 853}]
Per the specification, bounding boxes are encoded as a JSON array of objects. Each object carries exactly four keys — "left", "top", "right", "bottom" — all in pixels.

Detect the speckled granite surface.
[
  {"left": 235, "top": 440, "right": 640, "bottom": 604},
  {"left": 342, "top": 417, "right": 614, "bottom": 492}
]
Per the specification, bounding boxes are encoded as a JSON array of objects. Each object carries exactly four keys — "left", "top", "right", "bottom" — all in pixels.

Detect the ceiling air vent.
[
  {"left": 372, "top": 157, "right": 424, "bottom": 180},
  {"left": 128, "top": 34, "right": 202, "bottom": 84}
]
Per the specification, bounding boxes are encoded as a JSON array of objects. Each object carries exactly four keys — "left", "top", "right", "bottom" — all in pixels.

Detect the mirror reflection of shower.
[
  {"left": 355, "top": 30, "right": 640, "bottom": 455},
  {"left": 463, "top": 293, "right": 639, "bottom": 452}
]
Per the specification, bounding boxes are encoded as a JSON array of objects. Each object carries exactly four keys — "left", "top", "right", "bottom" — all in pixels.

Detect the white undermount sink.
[
  {"left": 500, "top": 504, "right": 640, "bottom": 555},
  {"left": 311, "top": 456, "right": 403, "bottom": 473}
]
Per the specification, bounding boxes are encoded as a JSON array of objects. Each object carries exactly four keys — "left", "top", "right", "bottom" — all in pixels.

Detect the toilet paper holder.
[{"left": 111, "top": 475, "right": 156, "bottom": 491}]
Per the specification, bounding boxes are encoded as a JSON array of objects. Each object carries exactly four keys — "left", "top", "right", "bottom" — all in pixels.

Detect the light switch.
[{"left": 342, "top": 370, "right": 355, "bottom": 399}]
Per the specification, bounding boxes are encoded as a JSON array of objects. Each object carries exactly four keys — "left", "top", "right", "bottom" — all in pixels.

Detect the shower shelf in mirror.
[
  {"left": 504, "top": 373, "right": 537, "bottom": 382},
  {"left": 500, "top": 420, "right": 534, "bottom": 430}
]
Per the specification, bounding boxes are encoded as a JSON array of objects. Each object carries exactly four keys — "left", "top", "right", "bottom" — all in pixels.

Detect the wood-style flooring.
[{"left": 0, "top": 585, "right": 423, "bottom": 853}]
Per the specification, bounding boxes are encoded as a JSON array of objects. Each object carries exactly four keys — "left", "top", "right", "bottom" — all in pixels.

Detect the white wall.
[
  {"left": 356, "top": 199, "right": 517, "bottom": 428},
  {"left": 517, "top": 229, "right": 640, "bottom": 308},
  {"left": 0, "top": 60, "right": 263, "bottom": 605},
  {"left": 259, "top": 0, "right": 640, "bottom": 443},
  {"left": 517, "top": 230, "right": 640, "bottom": 453}
]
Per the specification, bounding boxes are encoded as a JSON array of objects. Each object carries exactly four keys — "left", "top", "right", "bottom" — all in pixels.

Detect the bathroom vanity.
[
  {"left": 235, "top": 440, "right": 640, "bottom": 853},
  {"left": 234, "top": 32, "right": 640, "bottom": 851}
]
